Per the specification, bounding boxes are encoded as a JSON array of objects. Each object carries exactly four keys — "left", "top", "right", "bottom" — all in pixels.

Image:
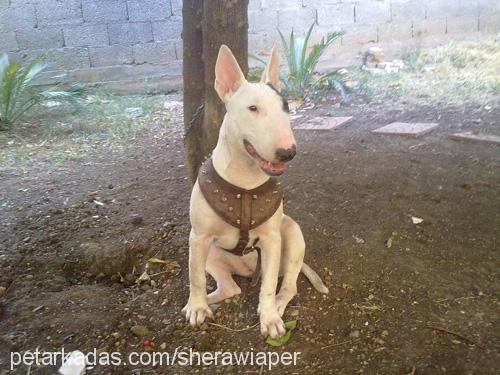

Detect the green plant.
[
  {"left": 0, "top": 53, "right": 84, "bottom": 130},
  {"left": 251, "top": 22, "right": 346, "bottom": 99}
]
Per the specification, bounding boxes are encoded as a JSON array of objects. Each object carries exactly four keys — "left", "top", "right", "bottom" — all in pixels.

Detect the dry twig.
[{"left": 425, "top": 325, "right": 483, "bottom": 348}]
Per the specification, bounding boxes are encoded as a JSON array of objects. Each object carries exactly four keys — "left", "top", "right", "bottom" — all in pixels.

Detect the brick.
[
  {"left": 449, "top": 132, "right": 500, "bottom": 145},
  {"left": 446, "top": 15, "right": 479, "bottom": 34},
  {"left": 413, "top": 18, "right": 446, "bottom": 38},
  {"left": 170, "top": 0, "right": 181, "bottom": 16},
  {"left": 295, "top": 116, "right": 353, "bottom": 130},
  {"left": 63, "top": 24, "right": 109, "bottom": 47},
  {"left": 248, "top": 32, "right": 279, "bottom": 54},
  {"left": 378, "top": 21, "right": 413, "bottom": 42},
  {"left": 24, "top": 47, "right": 91, "bottom": 71},
  {"left": 261, "top": 0, "right": 301, "bottom": 10},
  {"left": 479, "top": 12, "right": 500, "bottom": 33},
  {"left": 277, "top": 8, "right": 316, "bottom": 33},
  {"left": 426, "top": 0, "right": 479, "bottom": 19},
  {"left": 372, "top": 122, "right": 439, "bottom": 137},
  {"left": 355, "top": 1, "right": 391, "bottom": 25},
  {"left": 391, "top": 1, "right": 426, "bottom": 22},
  {"left": 249, "top": 0, "right": 262, "bottom": 11},
  {"left": 478, "top": 0, "right": 500, "bottom": 15},
  {"left": 152, "top": 17, "right": 182, "bottom": 41},
  {"left": 133, "top": 41, "right": 176, "bottom": 64},
  {"left": 341, "top": 24, "right": 378, "bottom": 46},
  {"left": 89, "top": 45, "right": 133, "bottom": 67},
  {"left": 16, "top": 26, "right": 64, "bottom": 49},
  {"left": 302, "top": 0, "right": 345, "bottom": 7},
  {"left": 249, "top": 9, "right": 278, "bottom": 33},
  {"left": 127, "top": 0, "right": 171, "bottom": 22},
  {"left": 0, "top": 31, "right": 18, "bottom": 51},
  {"left": 108, "top": 22, "right": 154, "bottom": 45},
  {"left": 0, "top": 2, "right": 37, "bottom": 30},
  {"left": 82, "top": 0, "right": 127, "bottom": 23},
  {"left": 35, "top": 0, "right": 83, "bottom": 26},
  {"left": 317, "top": 4, "right": 355, "bottom": 27}
]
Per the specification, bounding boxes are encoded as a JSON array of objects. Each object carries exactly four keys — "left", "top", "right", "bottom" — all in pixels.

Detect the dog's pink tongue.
[
  {"left": 271, "top": 162, "right": 286, "bottom": 173},
  {"left": 259, "top": 160, "right": 286, "bottom": 174}
]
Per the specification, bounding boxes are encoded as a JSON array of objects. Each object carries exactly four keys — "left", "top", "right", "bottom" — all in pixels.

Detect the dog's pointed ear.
[
  {"left": 260, "top": 47, "right": 281, "bottom": 92},
  {"left": 215, "top": 45, "right": 246, "bottom": 102}
]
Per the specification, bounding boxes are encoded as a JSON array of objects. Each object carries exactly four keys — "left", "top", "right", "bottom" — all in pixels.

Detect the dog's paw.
[
  {"left": 260, "top": 310, "right": 286, "bottom": 338},
  {"left": 182, "top": 300, "right": 213, "bottom": 327}
]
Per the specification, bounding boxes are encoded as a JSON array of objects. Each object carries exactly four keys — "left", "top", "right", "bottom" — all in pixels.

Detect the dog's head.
[{"left": 215, "top": 45, "right": 296, "bottom": 176}]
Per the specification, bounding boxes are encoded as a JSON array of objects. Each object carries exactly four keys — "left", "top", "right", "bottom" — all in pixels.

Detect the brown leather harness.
[{"left": 198, "top": 159, "right": 284, "bottom": 284}]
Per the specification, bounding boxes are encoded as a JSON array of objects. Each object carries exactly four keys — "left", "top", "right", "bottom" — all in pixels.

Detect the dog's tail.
[{"left": 301, "top": 263, "right": 329, "bottom": 294}]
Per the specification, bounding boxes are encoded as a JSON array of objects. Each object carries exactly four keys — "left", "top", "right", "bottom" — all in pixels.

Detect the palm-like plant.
[
  {"left": 0, "top": 53, "right": 84, "bottom": 130},
  {"left": 252, "top": 22, "right": 346, "bottom": 99}
]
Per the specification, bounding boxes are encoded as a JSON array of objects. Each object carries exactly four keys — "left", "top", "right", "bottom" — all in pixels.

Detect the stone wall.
[{"left": 0, "top": 0, "right": 499, "bottom": 92}]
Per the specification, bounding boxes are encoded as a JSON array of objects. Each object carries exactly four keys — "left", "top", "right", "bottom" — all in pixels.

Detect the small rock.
[
  {"left": 131, "top": 215, "right": 143, "bottom": 225},
  {"left": 130, "top": 325, "right": 150, "bottom": 337},
  {"left": 290, "top": 309, "right": 300, "bottom": 317},
  {"left": 0, "top": 286, "right": 6, "bottom": 297},
  {"left": 411, "top": 216, "right": 424, "bottom": 225},
  {"left": 160, "top": 342, "right": 167, "bottom": 350},
  {"left": 349, "top": 330, "right": 360, "bottom": 338}
]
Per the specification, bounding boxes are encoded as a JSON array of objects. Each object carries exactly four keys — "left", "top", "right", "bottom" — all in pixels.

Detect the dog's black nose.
[{"left": 276, "top": 145, "right": 296, "bottom": 162}]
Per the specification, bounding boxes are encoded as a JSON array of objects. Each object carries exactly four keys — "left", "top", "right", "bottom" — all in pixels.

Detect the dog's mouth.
[{"left": 243, "top": 140, "right": 286, "bottom": 176}]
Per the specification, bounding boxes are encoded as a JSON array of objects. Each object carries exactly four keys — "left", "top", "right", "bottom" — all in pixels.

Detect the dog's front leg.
[
  {"left": 258, "top": 233, "right": 286, "bottom": 338},
  {"left": 182, "top": 230, "right": 213, "bottom": 326}
]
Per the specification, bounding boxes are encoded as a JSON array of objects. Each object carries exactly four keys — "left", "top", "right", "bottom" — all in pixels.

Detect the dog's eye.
[{"left": 248, "top": 105, "right": 258, "bottom": 112}]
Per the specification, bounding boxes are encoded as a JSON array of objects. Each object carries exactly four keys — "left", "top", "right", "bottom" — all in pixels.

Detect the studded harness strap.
[{"left": 198, "top": 159, "right": 284, "bottom": 284}]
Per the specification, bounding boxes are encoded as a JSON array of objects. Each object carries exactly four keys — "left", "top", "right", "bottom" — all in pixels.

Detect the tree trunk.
[
  {"left": 183, "top": 0, "right": 249, "bottom": 184},
  {"left": 182, "top": 0, "right": 205, "bottom": 183}
]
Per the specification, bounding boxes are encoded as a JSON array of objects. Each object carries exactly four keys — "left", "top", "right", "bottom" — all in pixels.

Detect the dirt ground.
[{"left": 0, "top": 94, "right": 499, "bottom": 374}]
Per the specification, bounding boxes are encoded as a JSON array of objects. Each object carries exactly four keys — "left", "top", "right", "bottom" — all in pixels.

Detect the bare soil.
[{"left": 0, "top": 97, "right": 499, "bottom": 374}]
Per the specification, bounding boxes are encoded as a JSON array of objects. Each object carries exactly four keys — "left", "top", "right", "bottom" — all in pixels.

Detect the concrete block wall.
[
  {"left": 0, "top": 0, "right": 182, "bottom": 90},
  {"left": 249, "top": 0, "right": 500, "bottom": 70},
  {"left": 0, "top": 0, "right": 499, "bottom": 91}
]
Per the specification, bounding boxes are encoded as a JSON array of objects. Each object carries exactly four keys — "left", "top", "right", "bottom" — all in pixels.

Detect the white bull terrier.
[{"left": 182, "top": 45, "right": 328, "bottom": 338}]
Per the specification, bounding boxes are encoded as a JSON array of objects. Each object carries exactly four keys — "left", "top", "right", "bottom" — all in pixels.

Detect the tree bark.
[
  {"left": 183, "top": 0, "right": 249, "bottom": 184},
  {"left": 182, "top": 0, "right": 205, "bottom": 183}
]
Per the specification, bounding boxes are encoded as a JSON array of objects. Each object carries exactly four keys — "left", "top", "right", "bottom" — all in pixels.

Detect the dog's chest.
[{"left": 198, "top": 159, "right": 283, "bottom": 232}]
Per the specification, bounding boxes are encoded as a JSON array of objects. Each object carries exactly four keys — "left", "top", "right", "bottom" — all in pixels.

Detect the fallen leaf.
[{"left": 266, "top": 320, "right": 297, "bottom": 347}]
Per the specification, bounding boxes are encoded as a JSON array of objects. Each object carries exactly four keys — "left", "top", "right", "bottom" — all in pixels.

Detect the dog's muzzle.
[{"left": 276, "top": 145, "right": 296, "bottom": 162}]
